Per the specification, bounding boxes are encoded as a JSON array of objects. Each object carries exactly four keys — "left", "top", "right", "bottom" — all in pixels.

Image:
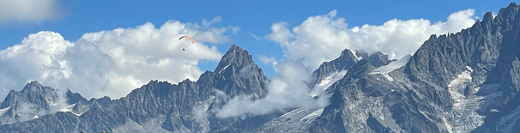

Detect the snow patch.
[
  {"left": 258, "top": 107, "right": 324, "bottom": 132},
  {"left": 447, "top": 66, "right": 472, "bottom": 89},
  {"left": 350, "top": 50, "right": 362, "bottom": 60},
  {"left": 446, "top": 66, "right": 486, "bottom": 132},
  {"left": 465, "top": 66, "right": 473, "bottom": 72},
  {"left": 300, "top": 108, "right": 324, "bottom": 124},
  {"left": 369, "top": 55, "right": 412, "bottom": 81},
  {"left": 442, "top": 117, "right": 453, "bottom": 133},
  {"left": 310, "top": 70, "right": 347, "bottom": 97},
  {"left": 48, "top": 100, "right": 57, "bottom": 107},
  {"left": 218, "top": 64, "right": 231, "bottom": 73},
  {"left": 58, "top": 103, "right": 82, "bottom": 116},
  {"left": 203, "top": 96, "right": 215, "bottom": 111},
  {"left": 58, "top": 104, "right": 75, "bottom": 112},
  {"left": 0, "top": 107, "right": 9, "bottom": 116}
]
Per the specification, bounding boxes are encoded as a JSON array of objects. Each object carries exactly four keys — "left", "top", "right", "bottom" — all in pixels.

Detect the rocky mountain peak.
[
  {"left": 311, "top": 49, "right": 359, "bottom": 86},
  {"left": 214, "top": 45, "right": 255, "bottom": 74},
  {"left": 0, "top": 81, "right": 63, "bottom": 125},
  {"left": 316, "top": 49, "right": 358, "bottom": 70},
  {"left": 27, "top": 81, "right": 42, "bottom": 87},
  {"left": 506, "top": 2, "right": 519, "bottom": 10},
  {"left": 483, "top": 12, "right": 494, "bottom": 22},
  {"left": 338, "top": 49, "right": 359, "bottom": 61},
  {"left": 21, "top": 81, "right": 48, "bottom": 92},
  {"left": 65, "top": 90, "right": 87, "bottom": 105},
  {"left": 198, "top": 45, "right": 269, "bottom": 99},
  {"left": 0, "top": 81, "right": 57, "bottom": 109},
  {"left": 366, "top": 51, "right": 389, "bottom": 67}
]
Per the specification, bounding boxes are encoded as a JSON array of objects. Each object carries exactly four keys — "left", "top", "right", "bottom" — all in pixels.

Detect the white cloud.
[
  {"left": 192, "top": 105, "right": 209, "bottom": 132},
  {"left": 250, "top": 33, "right": 261, "bottom": 40},
  {"left": 0, "top": 31, "right": 72, "bottom": 98},
  {"left": 216, "top": 60, "right": 328, "bottom": 118},
  {"left": 268, "top": 9, "right": 477, "bottom": 70},
  {"left": 0, "top": 0, "right": 62, "bottom": 24},
  {"left": 258, "top": 55, "right": 277, "bottom": 66},
  {"left": 0, "top": 19, "right": 233, "bottom": 99},
  {"left": 202, "top": 16, "right": 222, "bottom": 28}
]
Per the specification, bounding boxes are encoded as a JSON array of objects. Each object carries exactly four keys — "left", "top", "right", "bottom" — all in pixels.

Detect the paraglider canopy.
[{"left": 179, "top": 36, "right": 194, "bottom": 44}]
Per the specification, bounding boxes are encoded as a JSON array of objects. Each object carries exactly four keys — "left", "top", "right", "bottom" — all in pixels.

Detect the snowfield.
[
  {"left": 369, "top": 55, "right": 412, "bottom": 81},
  {"left": 310, "top": 70, "right": 348, "bottom": 97}
]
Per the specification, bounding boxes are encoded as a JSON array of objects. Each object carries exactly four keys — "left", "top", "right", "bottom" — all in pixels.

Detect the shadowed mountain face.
[{"left": 2, "top": 3, "right": 520, "bottom": 133}]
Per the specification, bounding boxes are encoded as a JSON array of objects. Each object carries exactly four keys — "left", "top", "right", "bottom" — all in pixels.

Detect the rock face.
[
  {"left": 366, "top": 51, "right": 390, "bottom": 67},
  {"left": 200, "top": 45, "right": 269, "bottom": 99},
  {"left": 2, "top": 3, "right": 520, "bottom": 133},
  {"left": 307, "top": 3, "right": 520, "bottom": 133}
]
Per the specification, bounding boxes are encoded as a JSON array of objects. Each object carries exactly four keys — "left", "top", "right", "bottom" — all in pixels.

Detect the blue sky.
[
  {"left": 0, "top": 0, "right": 514, "bottom": 43},
  {"left": 0, "top": 1, "right": 517, "bottom": 74},
  {"left": 0, "top": 0, "right": 518, "bottom": 99}
]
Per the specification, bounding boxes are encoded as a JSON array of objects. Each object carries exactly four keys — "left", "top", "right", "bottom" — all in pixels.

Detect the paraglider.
[
  {"left": 179, "top": 35, "right": 194, "bottom": 51},
  {"left": 179, "top": 36, "right": 194, "bottom": 44}
]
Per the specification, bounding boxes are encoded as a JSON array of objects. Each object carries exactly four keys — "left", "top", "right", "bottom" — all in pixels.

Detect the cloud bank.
[
  {"left": 268, "top": 9, "right": 477, "bottom": 69},
  {"left": 0, "top": 18, "right": 233, "bottom": 99},
  {"left": 0, "top": 0, "right": 63, "bottom": 24}
]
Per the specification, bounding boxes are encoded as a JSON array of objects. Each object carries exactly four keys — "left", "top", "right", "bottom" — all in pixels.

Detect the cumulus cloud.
[
  {"left": 0, "top": 31, "right": 72, "bottom": 98},
  {"left": 268, "top": 9, "right": 477, "bottom": 69},
  {"left": 0, "top": 19, "right": 233, "bottom": 99},
  {"left": 0, "top": 0, "right": 63, "bottom": 24},
  {"left": 216, "top": 60, "right": 328, "bottom": 118}
]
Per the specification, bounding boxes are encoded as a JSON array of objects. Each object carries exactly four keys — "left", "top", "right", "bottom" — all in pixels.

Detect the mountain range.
[{"left": 1, "top": 3, "right": 520, "bottom": 133}]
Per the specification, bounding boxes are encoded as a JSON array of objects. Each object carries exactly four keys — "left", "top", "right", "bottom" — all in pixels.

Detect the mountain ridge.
[
  {"left": 0, "top": 44, "right": 273, "bottom": 132},
  {"left": 1, "top": 3, "right": 520, "bottom": 133}
]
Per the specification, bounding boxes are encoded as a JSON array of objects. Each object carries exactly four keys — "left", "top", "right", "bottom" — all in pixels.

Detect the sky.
[{"left": 0, "top": 0, "right": 518, "bottom": 102}]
